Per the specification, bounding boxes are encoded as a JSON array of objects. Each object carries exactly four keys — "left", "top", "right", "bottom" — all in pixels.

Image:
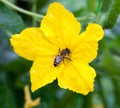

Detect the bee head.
[{"left": 65, "top": 48, "right": 70, "bottom": 54}]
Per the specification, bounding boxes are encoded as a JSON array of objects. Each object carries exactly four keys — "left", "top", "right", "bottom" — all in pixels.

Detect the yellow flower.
[{"left": 10, "top": 2, "right": 104, "bottom": 95}]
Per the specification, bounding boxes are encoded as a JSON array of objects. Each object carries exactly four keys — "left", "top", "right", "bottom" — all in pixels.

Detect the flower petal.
[
  {"left": 10, "top": 28, "right": 58, "bottom": 61},
  {"left": 40, "top": 2, "right": 80, "bottom": 49},
  {"left": 30, "top": 57, "right": 65, "bottom": 92},
  {"left": 81, "top": 23, "right": 104, "bottom": 41},
  {"left": 70, "top": 23, "right": 104, "bottom": 63},
  {"left": 57, "top": 60, "right": 96, "bottom": 95}
]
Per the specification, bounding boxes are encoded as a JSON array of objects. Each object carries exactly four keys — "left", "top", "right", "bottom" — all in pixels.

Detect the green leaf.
[
  {"left": 99, "top": 76, "right": 116, "bottom": 108},
  {"left": 0, "top": 72, "right": 17, "bottom": 108},
  {"left": 0, "top": 2, "right": 25, "bottom": 34},
  {"left": 101, "top": 0, "right": 113, "bottom": 12},
  {"left": 102, "top": 0, "right": 120, "bottom": 28},
  {"left": 112, "top": 77, "right": 120, "bottom": 107},
  {"left": 1, "top": 58, "right": 32, "bottom": 74},
  {"left": 100, "top": 50, "right": 120, "bottom": 76},
  {"left": 0, "top": 86, "right": 16, "bottom": 108},
  {"left": 0, "top": 29, "right": 15, "bottom": 64},
  {"left": 15, "top": 72, "right": 30, "bottom": 88}
]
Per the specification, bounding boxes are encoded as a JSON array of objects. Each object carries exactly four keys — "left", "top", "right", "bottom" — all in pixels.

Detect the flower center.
[{"left": 54, "top": 48, "right": 71, "bottom": 67}]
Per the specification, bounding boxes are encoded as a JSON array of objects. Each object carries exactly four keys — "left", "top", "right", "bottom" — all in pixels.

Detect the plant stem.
[
  {"left": 1, "top": 0, "right": 44, "bottom": 19},
  {"left": 76, "top": 16, "right": 88, "bottom": 21},
  {"left": 96, "top": 0, "right": 101, "bottom": 14},
  {"left": 32, "top": 0, "right": 37, "bottom": 26}
]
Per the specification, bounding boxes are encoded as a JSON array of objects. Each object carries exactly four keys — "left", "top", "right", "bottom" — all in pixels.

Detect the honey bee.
[{"left": 54, "top": 48, "right": 71, "bottom": 67}]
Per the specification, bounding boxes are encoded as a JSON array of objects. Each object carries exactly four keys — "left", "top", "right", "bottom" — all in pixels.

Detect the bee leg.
[
  {"left": 63, "top": 59, "right": 66, "bottom": 66},
  {"left": 64, "top": 57, "right": 72, "bottom": 61},
  {"left": 58, "top": 48, "right": 60, "bottom": 52},
  {"left": 62, "top": 57, "right": 72, "bottom": 66}
]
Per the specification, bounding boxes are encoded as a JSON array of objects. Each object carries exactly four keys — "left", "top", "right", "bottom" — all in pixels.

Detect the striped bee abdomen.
[
  {"left": 54, "top": 48, "right": 71, "bottom": 67},
  {"left": 54, "top": 55, "right": 63, "bottom": 67}
]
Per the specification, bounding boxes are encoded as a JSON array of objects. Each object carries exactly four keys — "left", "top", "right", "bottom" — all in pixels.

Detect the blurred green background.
[{"left": 0, "top": 0, "right": 120, "bottom": 108}]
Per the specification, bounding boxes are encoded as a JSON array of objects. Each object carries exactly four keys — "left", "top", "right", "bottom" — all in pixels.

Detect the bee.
[{"left": 54, "top": 48, "right": 71, "bottom": 67}]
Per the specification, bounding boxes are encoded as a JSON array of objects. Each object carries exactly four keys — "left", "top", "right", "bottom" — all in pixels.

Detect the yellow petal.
[
  {"left": 40, "top": 2, "right": 80, "bottom": 49},
  {"left": 57, "top": 61, "right": 96, "bottom": 95},
  {"left": 10, "top": 28, "right": 58, "bottom": 61},
  {"left": 70, "top": 23, "right": 104, "bottom": 63},
  {"left": 80, "top": 23, "right": 104, "bottom": 41},
  {"left": 30, "top": 57, "right": 65, "bottom": 92}
]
